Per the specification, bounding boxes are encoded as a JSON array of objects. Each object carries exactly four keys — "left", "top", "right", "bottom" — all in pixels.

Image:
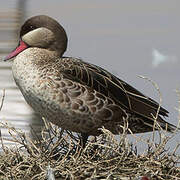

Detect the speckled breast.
[{"left": 11, "top": 49, "right": 100, "bottom": 134}]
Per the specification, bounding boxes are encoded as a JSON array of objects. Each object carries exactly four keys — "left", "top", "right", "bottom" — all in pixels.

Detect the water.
[{"left": 0, "top": 0, "right": 180, "bottom": 153}]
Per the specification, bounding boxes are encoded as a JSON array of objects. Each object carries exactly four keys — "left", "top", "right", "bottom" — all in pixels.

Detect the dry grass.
[{"left": 0, "top": 118, "right": 179, "bottom": 180}]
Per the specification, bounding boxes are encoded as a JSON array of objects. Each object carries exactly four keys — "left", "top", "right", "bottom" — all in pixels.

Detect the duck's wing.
[{"left": 60, "top": 58, "right": 169, "bottom": 122}]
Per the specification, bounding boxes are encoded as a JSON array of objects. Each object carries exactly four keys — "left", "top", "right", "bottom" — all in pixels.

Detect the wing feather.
[{"left": 61, "top": 58, "right": 168, "bottom": 121}]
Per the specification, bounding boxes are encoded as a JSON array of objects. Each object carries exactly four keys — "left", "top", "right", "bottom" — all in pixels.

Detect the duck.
[{"left": 3, "top": 15, "right": 177, "bottom": 147}]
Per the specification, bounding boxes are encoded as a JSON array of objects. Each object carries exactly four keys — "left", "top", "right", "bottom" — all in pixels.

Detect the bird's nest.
[{"left": 0, "top": 118, "right": 179, "bottom": 180}]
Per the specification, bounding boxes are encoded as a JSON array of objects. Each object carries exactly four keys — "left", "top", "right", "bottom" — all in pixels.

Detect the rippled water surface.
[{"left": 0, "top": 0, "right": 180, "bottom": 153}]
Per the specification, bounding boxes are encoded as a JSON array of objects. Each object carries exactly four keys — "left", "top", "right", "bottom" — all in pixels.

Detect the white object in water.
[{"left": 152, "top": 49, "right": 177, "bottom": 67}]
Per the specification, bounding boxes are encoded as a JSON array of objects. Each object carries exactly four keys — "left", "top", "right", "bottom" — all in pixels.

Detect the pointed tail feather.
[
  {"left": 158, "top": 121, "right": 179, "bottom": 133},
  {"left": 143, "top": 118, "right": 179, "bottom": 133}
]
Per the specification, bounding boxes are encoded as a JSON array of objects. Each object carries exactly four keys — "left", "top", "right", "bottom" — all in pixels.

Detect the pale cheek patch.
[{"left": 22, "top": 27, "right": 55, "bottom": 47}]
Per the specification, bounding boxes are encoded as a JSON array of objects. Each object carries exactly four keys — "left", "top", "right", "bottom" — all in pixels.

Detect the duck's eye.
[{"left": 30, "top": 25, "right": 35, "bottom": 30}]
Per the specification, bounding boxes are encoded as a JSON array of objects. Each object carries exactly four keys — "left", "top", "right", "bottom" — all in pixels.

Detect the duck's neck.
[
  {"left": 12, "top": 47, "right": 60, "bottom": 89},
  {"left": 16, "top": 47, "right": 60, "bottom": 64}
]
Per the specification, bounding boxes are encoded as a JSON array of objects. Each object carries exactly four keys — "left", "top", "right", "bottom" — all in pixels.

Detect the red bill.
[{"left": 4, "top": 40, "right": 28, "bottom": 61}]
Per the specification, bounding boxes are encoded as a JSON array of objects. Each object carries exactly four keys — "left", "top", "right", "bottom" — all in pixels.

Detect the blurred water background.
[{"left": 0, "top": 0, "right": 180, "bottom": 153}]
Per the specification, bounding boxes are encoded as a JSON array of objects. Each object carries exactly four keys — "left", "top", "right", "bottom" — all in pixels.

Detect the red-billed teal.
[{"left": 4, "top": 15, "right": 177, "bottom": 147}]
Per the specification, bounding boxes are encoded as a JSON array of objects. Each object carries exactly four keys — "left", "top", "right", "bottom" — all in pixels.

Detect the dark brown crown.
[{"left": 20, "top": 15, "right": 68, "bottom": 56}]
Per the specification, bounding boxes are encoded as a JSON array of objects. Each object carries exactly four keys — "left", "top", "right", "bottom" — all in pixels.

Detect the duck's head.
[{"left": 4, "top": 15, "right": 68, "bottom": 61}]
